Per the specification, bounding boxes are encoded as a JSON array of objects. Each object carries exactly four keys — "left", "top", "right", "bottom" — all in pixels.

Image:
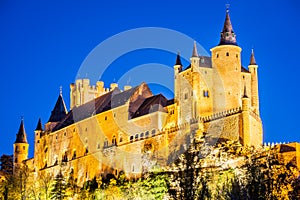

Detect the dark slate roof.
[
  {"left": 184, "top": 56, "right": 212, "bottom": 71},
  {"left": 35, "top": 118, "right": 43, "bottom": 131},
  {"left": 132, "top": 94, "right": 168, "bottom": 118},
  {"left": 15, "top": 120, "right": 27, "bottom": 143},
  {"left": 52, "top": 85, "right": 143, "bottom": 131},
  {"left": 166, "top": 99, "right": 174, "bottom": 106},
  {"left": 48, "top": 94, "right": 68, "bottom": 122},
  {"left": 219, "top": 9, "right": 237, "bottom": 46},
  {"left": 249, "top": 49, "right": 257, "bottom": 65},
  {"left": 175, "top": 53, "right": 182, "bottom": 66},
  {"left": 241, "top": 66, "right": 250, "bottom": 73},
  {"left": 279, "top": 144, "right": 296, "bottom": 153},
  {"left": 192, "top": 42, "right": 199, "bottom": 57}
]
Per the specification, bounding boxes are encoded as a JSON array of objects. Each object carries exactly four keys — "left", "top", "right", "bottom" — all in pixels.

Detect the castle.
[{"left": 13, "top": 9, "right": 263, "bottom": 184}]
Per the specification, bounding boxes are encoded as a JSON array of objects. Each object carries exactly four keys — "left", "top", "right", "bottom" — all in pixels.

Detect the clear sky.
[{"left": 0, "top": 0, "right": 299, "bottom": 157}]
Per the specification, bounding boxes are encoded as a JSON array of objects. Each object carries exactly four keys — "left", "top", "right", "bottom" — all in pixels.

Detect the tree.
[
  {"left": 0, "top": 154, "right": 13, "bottom": 174},
  {"left": 50, "top": 170, "right": 66, "bottom": 200}
]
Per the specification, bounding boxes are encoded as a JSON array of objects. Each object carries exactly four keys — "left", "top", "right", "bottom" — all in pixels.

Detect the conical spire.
[
  {"left": 15, "top": 119, "right": 28, "bottom": 143},
  {"left": 249, "top": 49, "right": 257, "bottom": 65},
  {"left": 48, "top": 90, "right": 68, "bottom": 122},
  {"left": 175, "top": 52, "right": 182, "bottom": 66},
  {"left": 35, "top": 118, "right": 43, "bottom": 131},
  {"left": 219, "top": 8, "right": 237, "bottom": 46},
  {"left": 192, "top": 41, "right": 198, "bottom": 57}
]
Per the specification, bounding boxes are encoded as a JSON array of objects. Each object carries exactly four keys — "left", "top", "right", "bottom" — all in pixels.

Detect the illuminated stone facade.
[{"left": 13, "top": 9, "right": 266, "bottom": 184}]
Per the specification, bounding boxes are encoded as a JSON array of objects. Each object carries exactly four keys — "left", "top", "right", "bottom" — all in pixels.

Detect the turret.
[
  {"left": 45, "top": 89, "right": 68, "bottom": 131},
  {"left": 190, "top": 42, "right": 200, "bottom": 70},
  {"left": 210, "top": 8, "right": 242, "bottom": 111},
  {"left": 248, "top": 49, "right": 260, "bottom": 114},
  {"left": 241, "top": 85, "right": 251, "bottom": 146},
  {"left": 13, "top": 118, "right": 29, "bottom": 173},
  {"left": 34, "top": 118, "right": 43, "bottom": 157}
]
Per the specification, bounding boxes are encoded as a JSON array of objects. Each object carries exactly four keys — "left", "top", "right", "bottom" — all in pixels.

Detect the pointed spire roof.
[
  {"left": 192, "top": 41, "right": 199, "bottom": 57},
  {"left": 48, "top": 91, "right": 68, "bottom": 123},
  {"left": 175, "top": 52, "right": 182, "bottom": 65},
  {"left": 35, "top": 118, "right": 43, "bottom": 131},
  {"left": 249, "top": 49, "right": 257, "bottom": 65},
  {"left": 15, "top": 119, "right": 28, "bottom": 143},
  {"left": 219, "top": 8, "right": 237, "bottom": 46}
]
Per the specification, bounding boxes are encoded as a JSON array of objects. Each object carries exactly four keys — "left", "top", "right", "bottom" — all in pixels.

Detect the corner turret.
[
  {"left": 248, "top": 49, "right": 260, "bottom": 114},
  {"left": 13, "top": 118, "right": 29, "bottom": 173}
]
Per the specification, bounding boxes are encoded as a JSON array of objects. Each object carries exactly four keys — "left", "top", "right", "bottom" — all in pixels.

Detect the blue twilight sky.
[{"left": 0, "top": 0, "right": 299, "bottom": 157}]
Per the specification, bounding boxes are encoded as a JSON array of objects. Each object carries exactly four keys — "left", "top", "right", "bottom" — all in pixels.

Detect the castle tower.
[
  {"left": 34, "top": 118, "right": 43, "bottom": 158},
  {"left": 13, "top": 119, "right": 29, "bottom": 173},
  {"left": 174, "top": 52, "right": 183, "bottom": 103},
  {"left": 241, "top": 85, "right": 251, "bottom": 146},
  {"left": 190, "top": 42, "right": 200, "bottom": 69},
  {"left": 210, "top": 8, "right": 242, "bottom": 111},
  {"left": 248, "top": 49, "right": 260, "bottom": 114},
  {"left": 45, "top": 90, "right": 68, "bottom": 131}
]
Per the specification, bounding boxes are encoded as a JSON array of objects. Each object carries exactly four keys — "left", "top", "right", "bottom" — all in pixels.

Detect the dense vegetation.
[{"left": 0, "top": 141, "right": 299, "bottom": 199}]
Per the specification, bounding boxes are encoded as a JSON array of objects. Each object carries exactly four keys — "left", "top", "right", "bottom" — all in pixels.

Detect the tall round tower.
[
  {"left": 13, "top": 119, "right": 29, "bottom": 173},
  {"left": 210, "top": 8, "right": 242, "bottom": 111}
]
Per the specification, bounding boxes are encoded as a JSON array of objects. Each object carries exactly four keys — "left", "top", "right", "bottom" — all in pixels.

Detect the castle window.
[
  {"left": 203, "top": 90, "right": 209, "bottom": 97},
  {"left": 62, "top": 152, "right": 68, "bottom": 162},
  {"left": 15, "top": 146, "right": 19, "bottom": 152},
  {"left": 97, "top": 143, "right": 100, "bottom": 149},
  {"left": 85, "top": 128, "right": 88, "bottom": 132},
  {"left": 72, "top": 151, "right": 76, "bottom": 159},
  {"left": 151, "top": 129, "right": 156, "bottom": 136},
  {"left": 23, "top": 146, "right": 25, "bottom": 150},
  {"left": 37, "top": 140, "right": 39, "bottom": 143},
  {"left": 226, "top": 52, "right": 229, "bottom": 57},
  {"left": 15, "top": 158, "right": 18, "bottom": 163},
  {"left": 236, "top": 54, "right": 238, "bottom": 58},
  {"left": 191, "top": 91, "right": 193, "bottom": 96},
  {"left": 85, "top": 147, "right": 89, "bottom": 155},
  {"left": 105, "top": 116, "right": 107, "bottom": 121},
  {"left": 114, "top": 113, "right": 116, "bottom": 118},
  {"left": 145, "top": 131, "right": 149, "bottom": 138},
  {"left": 119, "top": 137, "right": 123, "bottom": 143},
  {"left": 64, "top": 132, "right": 66, "bottom": 136},
  {"left": 112, "top": 136, "right": 117, "bottom": 145},
  {"left": 56, "top": 135, "right": 58, "bottom": 140},
  {"left": 226, "top": 32, "right": 229, "bottom": 37},
  {"left": 132, "top": 165, "right": 135, "bottom": 172},
  {"left": 200, "top": 58, "right": 204, "bottom": 64},
  {"left": 130, "top": 136, "right": 133, "bottom": 142},
  {"left": 243, "top": 75, "right": 245, "bottom": 79},
  {"left": 216, "top": 53, "right": 219, "bottom": 58},
  {"left": 184, "top": 93, "right": 188, "bottom": 100},
  {"left": 44, "top": 147, "right": 48, "bottom": 153},
  {"left": 73, "top": 128, "right": 76, "bottom": 132},
  {"left": 135, "top": 134, "right": 139, "bottom": 140},
  {"left": 140, "top": 132, "right": 144, "bottom": 139},
  {"left": 104, "top": 139, "right": 108, "bottom": 147}
]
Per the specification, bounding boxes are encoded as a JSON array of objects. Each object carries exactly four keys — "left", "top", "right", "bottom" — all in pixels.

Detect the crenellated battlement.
[{"left": 70, "top": 79, "right": 132, "bottom": 109}]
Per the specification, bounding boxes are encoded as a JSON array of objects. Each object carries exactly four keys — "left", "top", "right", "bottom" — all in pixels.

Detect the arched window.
[
  {"left": 104, "top": 138, "right": 108, "bottom": 147},
  {"left": 130, "top": 136, "right": 133, "bottom": 142},
  {"left": 226, "top": 52, "right": 229, "bottom": 57},
  {"left": 112, "top": 135, "right": 116, "bottom": 145},
  {"left": 151, "top": 130, "right": 156, "bottom": 136}
]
